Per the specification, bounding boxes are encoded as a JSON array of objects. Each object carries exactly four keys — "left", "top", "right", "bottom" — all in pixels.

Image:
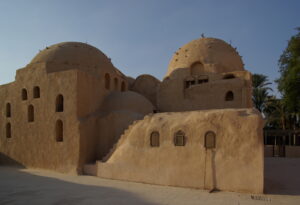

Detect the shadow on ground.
[
  {"left": 0, "top": 166, "right": 157, "bottom": 205},
  {"left": 264, "top": 157, "right": 300, "bottom": 196}
]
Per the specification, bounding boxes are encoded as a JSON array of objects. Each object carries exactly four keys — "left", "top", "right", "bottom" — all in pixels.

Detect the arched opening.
[
  {"left": 56, "top": 94, "right": 64, "bottom": 112},
  {"left": 33, "top": 86, "right": 40, "bottom": 98},
  {"left": 22, "top": 89, "right": 28, "bottom": 100},
  {"left": 191, "top": 61, "right": 204, "bottom": 75},
  {"left": 28, "top": 105, "right": 34, "bottom": 122},
  {"left": 150, "top": 131, "right": 160, "bottom": 147},
  {"left": 225, "top": 91, "right": 234, "bottom": 101},
  {"left": 223, "top": 74, "right": 235, "bottom": 79},
  {"left": 105, "top": 73, "right": 110, "bottom": 89},
  {"left": 205, "top": 131, "right": 216, "bottom": 149},
  {"left": 114, "top": 78, "right": 118, "bottom": 90},
  {"left": 56, "top": 120, "right": 63, "bottom": 142},
  {"left": 121, "top": 81, "right": 126, "bottom": 92},
  {"left": 174, "top": 130, "right": 186, "bottom": 146},
  {"left": 6, "top": 123, "right": 11, "bottom": 138},
  {"left": 6, "top": 103, "right": 11, "bottom": 118}
]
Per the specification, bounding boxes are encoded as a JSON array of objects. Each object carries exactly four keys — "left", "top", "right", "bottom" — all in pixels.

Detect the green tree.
[
  {"left": 252, "top": 74, "right": 272, "bottom": 113},
  {"left": 277, "top": 27, "right": 300, "bottom": 128},
  {"left": 264, "top": 96, "right": 288, "bottom": 129}
]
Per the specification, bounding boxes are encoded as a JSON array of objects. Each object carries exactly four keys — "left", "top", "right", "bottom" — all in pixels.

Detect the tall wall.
[
  {"left": 97, "top": 108, "right": 264, "bottom": 193},
  {"left": 0, "top": 65, "right": 80, "bottom": 173},
  {"left": 76, "top": 70, "right": 129, "bottom": 171},
  {"left": 158, "top": 68, "right": 252, "bottom": 112}
]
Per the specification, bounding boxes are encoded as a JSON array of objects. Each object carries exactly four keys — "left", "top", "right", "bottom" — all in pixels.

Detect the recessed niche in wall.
[
  {"left": 105, "top": 73, "right": 110, "bottom": 90},
  {"left": 150, "top": 131, "right": 160, "bottom": 147},
  {"left": 33, "top": 86, "right": 40, "bottom": 98},
  {"left": 121, "top": 81, "right": 126, "bottom": 92},
  {"left": 223, "top": 74, "right": 235, "bottom": 79},
  {"left": 114, "top": 78, "right": 118, "bottom": 90},
  {"left": 22, "top": 89, "right": 28, "bottom": 100},
  {"left": 205, "top": 131, "right": 216, "bottom": 149},
  {"left": 6, "top": 123, "right": 11, "bottom": 138},
  {"left": 6, "top": 103, "right": 11, "bottom": 118},
  {"left": 56, "top": 94, "right": 64, "bottom": 112},
  {"left": 225, "top": 91, "right": 234, "bottom": 101},
  {"left": 174, "top": 130, "right": 186, "bottom": 146},
  {"left": 28, "top": 105, "right": 34, "bottom": 122},
  {"left": 56, "top": 120, "right": 63, "bottom": 142}
]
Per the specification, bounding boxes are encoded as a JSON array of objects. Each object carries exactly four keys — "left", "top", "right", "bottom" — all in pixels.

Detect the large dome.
[
  {"left": 166, "top": 38, "right": 244, "bottom": 77},
  {"left": 30, "top": 42, "right": 113, "bottom": 71}
]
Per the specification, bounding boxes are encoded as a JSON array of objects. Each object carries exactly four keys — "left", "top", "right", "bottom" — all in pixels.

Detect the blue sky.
[{"left": 0, "top": 0, "right": 299, "bottom": 96}]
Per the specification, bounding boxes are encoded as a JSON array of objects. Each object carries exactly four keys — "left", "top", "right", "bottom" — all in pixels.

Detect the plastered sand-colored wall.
[
  {"left": 158, "top": 68, "right": 252, "bottom": 112},
  {"left": 0, "top": 66, "right": 80, "bottom": 173},
  {"left": 97, "top": 108, "right": 264, "bottom": 193}
]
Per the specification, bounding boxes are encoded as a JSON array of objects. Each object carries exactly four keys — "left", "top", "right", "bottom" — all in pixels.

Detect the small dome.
[
  {"left": 30, "top": 42, "right": 114, "bottom": 72},
  {"left": 131, "top": 74, "right": 160, "bottom": 106},
  {"left": 166, "top": 38, "right": 244, "bottom": 76},
  {"left": 101, "top": 91, "right": 154, "bottom": 115}
]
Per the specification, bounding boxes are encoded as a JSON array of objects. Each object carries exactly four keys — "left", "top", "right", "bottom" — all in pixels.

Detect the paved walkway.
[{"left": 0, "top": 158, "right": 300, "bottom": 205}]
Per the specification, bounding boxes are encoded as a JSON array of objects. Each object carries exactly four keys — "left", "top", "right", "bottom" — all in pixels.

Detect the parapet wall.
[{"left": 97, "top": 108, "right": 264, "bottom": 193}]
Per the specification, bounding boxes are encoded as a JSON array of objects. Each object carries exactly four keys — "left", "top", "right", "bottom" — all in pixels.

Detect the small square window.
[{"left": 174, "top": 131, "right": 186, "bottom": 146}]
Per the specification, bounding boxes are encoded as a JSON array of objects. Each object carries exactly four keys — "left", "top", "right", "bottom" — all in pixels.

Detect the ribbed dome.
[
  {"left": 30, "top": 42, "right": 113, "bottom": 71},
  {"left": 166, "top": 38, "right": 244, "bottom": 77}
]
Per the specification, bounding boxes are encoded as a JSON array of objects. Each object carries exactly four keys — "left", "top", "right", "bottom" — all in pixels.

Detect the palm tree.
[
  {"left": 264, "top": 96, "right": 287, "bottom": 129},
  {"left": 252, "top": 74, "right": 273, "bottom": 113}
]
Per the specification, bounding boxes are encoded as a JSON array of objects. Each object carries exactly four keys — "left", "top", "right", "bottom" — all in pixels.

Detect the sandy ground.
[{"left": 0, "top": 158, "right": 300, "bottom": 205}]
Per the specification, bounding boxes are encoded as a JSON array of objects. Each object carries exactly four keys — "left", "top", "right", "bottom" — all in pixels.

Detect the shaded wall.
[
  {"left": 0, "top": 66, "right": 79, "bottom": 173},
  {"left": 97, "top": 108, "right": 264, "bottom": 193}
]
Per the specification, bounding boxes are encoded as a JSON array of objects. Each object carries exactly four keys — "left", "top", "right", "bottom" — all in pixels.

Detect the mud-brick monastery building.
[{"left": 0, "top": 38, "right": 264, "bottom": 193}]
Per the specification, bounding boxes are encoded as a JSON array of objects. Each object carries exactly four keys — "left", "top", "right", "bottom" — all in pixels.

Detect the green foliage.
[
  {"left": 277, "top": 27, "right": 300, "bottom": 114},
  {"left": 252, "top": 74, "right": 272, "bottom": 113}
]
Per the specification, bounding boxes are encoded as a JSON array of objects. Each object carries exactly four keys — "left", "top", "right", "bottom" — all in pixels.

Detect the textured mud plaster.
[
  {"left": 0, "top": 38, "right": 264, "bottom": 194},
  {"left": 0, "top": 42, "right": 129, "bottom": 173},
  {"left": 97, "top": 108, "right": 264, "bottom": 194},
  {"left": 131, "top": 74, "right": 161, "bottom": 107}
]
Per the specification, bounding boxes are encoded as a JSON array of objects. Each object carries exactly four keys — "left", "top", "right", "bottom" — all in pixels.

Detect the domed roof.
[
  {"left": 166, "top": 38, "right": 244, "bottom": 76},
  {"left": 30, "top": 42, "right": 114, "bottom": 71},
  {"left": 101, "top": 91, "right": 154, "bottom": 115}
]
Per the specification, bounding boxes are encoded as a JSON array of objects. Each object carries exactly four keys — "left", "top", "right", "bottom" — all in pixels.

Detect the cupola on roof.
[
  {"left": 30, "top": 42, "right": 114, "bottom": 72},
  {"left": 166, "top": 37, "right": 244, "bottom": 76}
]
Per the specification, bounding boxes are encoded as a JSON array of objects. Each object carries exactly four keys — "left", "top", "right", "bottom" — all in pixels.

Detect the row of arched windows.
[
  {"left": 22, "top": 86, "right": 40, "bottom": 100},
  {"left": 150, "top": 130, "right": 216, "bottom": 149},
  {"left": 5, "top": 120, "right": 63, "bottom": 141},
  {"left": 4, "top": 94, "right": 63, "bottom": 121},
  {"left": 104, "top": 73, "right": 126, "bottom": 92}
]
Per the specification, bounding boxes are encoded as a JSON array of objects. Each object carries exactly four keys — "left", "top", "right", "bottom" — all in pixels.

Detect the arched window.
[
  {"left": 22, "top": 89, "right": 28, "bottom": 100},
  {"left": 223, "top": 74, "right": 235, "bottom": 79},
  {"left": 6, "top": 123, "right": 11, "bottom": 138},
  {"left": 105, "top": 73, "right": 110, "bottom": 89},
  {"left": 150, "top": 131, "right": 160, "bottom": 147},
  {"left": 56, "top": 120, "right": 63, "bottom": 142},
  {"left": 225, "top": 91, "right": 234, "bottom": 101},
  {"left": 205, "top": 131, "right": 216, "bottom": 149},
  {"left": 33, "top": 86, "right": 40, "bottom": 98},
  {"left": 28, "top": 105, "right": 34, "bottom": 122},
  {"left": 121, "top": 81, "right": 126, "bottom": 92},
  {"left": 6, "top": 103, "right": 11, "bottom": 118},
  {"left": 56, "top": 94, "right": 64, "bottom": 112},
  {"left": 114, "top": 78, "right": 118, "bottom": 90},
  {"left": 174, "top": 130, "right": 186, "bottom": 146}
]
